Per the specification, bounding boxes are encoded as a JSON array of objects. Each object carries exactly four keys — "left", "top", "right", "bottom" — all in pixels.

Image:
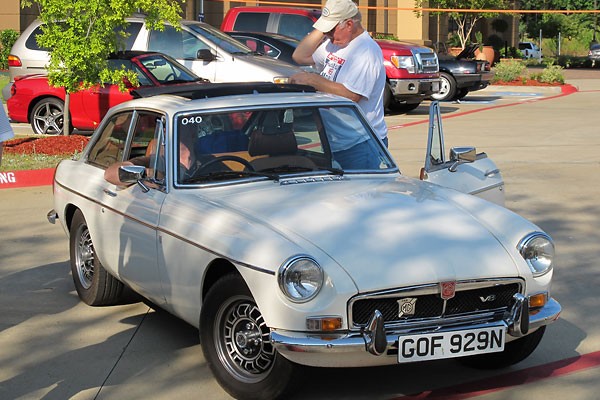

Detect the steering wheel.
[
  {"left": 163, "top": 73, "right": 175, "bottom": 82},
  {"left": 197, "top": 155, "right": 255, "bottom": 172}
]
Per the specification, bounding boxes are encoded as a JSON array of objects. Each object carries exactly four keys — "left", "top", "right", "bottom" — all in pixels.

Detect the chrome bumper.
[
  {"left": 389, "top": 78, "right": 440, "bottom": 98},
  {"left": 47, "top": 209, "right": 58, "bottom": 224},
  {"left": 271, "top": 297, "right": 561, "bottom": 367}
]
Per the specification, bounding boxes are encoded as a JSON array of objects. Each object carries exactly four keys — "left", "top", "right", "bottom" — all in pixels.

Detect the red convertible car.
[{"left": 7, "top": 51, "right": 207, "bottom": 135}]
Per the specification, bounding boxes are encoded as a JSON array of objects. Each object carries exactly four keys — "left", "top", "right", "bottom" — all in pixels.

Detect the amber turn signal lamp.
[
  {"left": 529, "top": 293, "right": 547, "bottom": 309},
  {"left": 306, "top": 316, "right": 343, "bottom": 331}
]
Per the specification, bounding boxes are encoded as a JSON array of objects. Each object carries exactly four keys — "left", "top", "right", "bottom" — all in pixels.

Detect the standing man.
[
  {"left": 290, "top": 0, "right": 388, "bottom": 146},
  {"left": 0, "top": 105, "right": 15, "bottom": 166}
]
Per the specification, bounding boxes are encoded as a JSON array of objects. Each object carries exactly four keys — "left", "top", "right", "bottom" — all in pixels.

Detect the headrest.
[{"left": 248, "top": 111, "right": 297, "bottom": 156}]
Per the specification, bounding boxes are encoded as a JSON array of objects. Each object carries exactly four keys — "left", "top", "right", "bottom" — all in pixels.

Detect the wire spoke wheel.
[{"left": 74, "top": 223, "right": 95, "bottom": 289}]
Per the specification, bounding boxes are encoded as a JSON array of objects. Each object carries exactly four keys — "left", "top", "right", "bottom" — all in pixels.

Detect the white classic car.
[{"left": 48, "top": 83, "right": 561, "bottom": 400}]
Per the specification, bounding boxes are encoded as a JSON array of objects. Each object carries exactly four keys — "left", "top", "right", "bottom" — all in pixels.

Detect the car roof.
[{"left": 114, "top": 83, "right": 354, "bottom": 116}]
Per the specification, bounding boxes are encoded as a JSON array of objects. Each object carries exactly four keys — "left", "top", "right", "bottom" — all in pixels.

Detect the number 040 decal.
[{"left": 180, "top": 116, "right": 203, "bottom": 125}]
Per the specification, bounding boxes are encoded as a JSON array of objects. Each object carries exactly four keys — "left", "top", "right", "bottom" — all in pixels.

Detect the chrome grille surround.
[
  {"left": 411, "top": 48, "right": 439, "bottom": 74},
  {"left": 348, "top": 278, "right": 524, "bottom": 332}
]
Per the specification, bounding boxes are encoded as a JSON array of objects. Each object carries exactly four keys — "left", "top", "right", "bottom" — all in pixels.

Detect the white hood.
[{"left": 213, "top": 176, "right": 521, "bottom": 293}]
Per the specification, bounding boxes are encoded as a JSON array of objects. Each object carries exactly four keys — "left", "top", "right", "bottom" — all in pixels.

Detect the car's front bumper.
[
  {"left": 271, "top": 297, "right": 561, "bottom": 367},
  {"left": 389, "top": 78, "right": 440, "bottom": 103}
]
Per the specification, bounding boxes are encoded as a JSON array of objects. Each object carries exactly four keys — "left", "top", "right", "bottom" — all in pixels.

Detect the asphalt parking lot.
[{"left": 1, "top": 71, "right": 599, "bottom": 399}]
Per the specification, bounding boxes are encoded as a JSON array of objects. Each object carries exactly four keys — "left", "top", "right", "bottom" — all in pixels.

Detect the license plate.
[{"left": 398, "top": 326, "right": 505, "bottom": 363}]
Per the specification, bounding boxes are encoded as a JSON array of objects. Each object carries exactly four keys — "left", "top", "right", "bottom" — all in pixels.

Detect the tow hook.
[
  {"left": 363, "top": 310, "right": 387, "bottom": 356},
  {"left": 505, "top": 293, "right": 530, "bottom": 337}
]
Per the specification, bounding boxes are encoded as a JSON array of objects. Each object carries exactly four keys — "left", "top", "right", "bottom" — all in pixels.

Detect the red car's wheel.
[{"left": 30, "top": 97, "right": 64, "bottom": 135}]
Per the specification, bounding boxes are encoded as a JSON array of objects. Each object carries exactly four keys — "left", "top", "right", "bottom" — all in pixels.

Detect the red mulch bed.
[
  {"left": 4, "top": 135, "right": 90, "bottom": 155},
  {"left": 492, "top": 78, "right": 563, "bottom": 87}
]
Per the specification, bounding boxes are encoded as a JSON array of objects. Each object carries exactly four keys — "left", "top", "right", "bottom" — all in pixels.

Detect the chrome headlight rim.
[
  {"left": 517, "top": 232, "right": 555, "bottom": 277},
  {"left": 277, "top": 255, "right": 324, "bottom": 303}
]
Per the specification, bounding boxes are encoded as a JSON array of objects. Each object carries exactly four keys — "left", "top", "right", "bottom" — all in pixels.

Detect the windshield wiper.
[
  {"left": 260, "top": 165, "right": 344, "bottom": 176},
  {"left": 183, "top": 170, "right": 279, "bottom": 183}
]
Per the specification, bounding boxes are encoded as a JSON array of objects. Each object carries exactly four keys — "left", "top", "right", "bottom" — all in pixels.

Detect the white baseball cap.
[{"left": 313, "top": 0, "right": 359, "bottom": 33}]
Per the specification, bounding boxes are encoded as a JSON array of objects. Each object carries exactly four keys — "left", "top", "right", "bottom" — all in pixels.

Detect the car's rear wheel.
[
  {"left": 431, "top": 72, "right": 456, "bottom": 101},
  {"left": 460, "top": 326, "right": 546, "bottom": 369},
  {"left": 30, "top": 97, "right": 65, "bottom": 135},
  {"left": 200, "top": 274, "right": 298, "bottom": 400},
  {"left": 69, "top": 209, "right": 124, "bottom": 306}
]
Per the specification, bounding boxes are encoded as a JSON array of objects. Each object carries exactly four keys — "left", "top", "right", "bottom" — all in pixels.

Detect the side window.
[
  {"left": 148, "top": 26, "right": 184, "bottom": 59},
  {"left": 87, "top": 112, "right": 134, "bottom": 168},
  {"left": 233, "top": 13, "right": 269, "bottom": 31},
  {"left": 181, "top": 29, "right": 211, "bottom": 59},
  {"left": 117, "top": 22, "right": 143, "bottom": 49},
  {"left": 277, "top": 14, "right": 314, "bottom": 40}
]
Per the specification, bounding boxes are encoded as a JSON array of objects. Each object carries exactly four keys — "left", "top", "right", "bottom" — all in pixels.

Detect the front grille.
[
  {"left": 413, "top": 50, "right": 439, "bottom": 74},
  {"left": 350, "top": 282, "right": 521, "bottom": 327}
]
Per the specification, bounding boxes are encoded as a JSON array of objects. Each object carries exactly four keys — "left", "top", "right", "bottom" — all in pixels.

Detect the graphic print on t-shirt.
[{"left": 321, "top": 53, "right": 346, "bottom": 82}]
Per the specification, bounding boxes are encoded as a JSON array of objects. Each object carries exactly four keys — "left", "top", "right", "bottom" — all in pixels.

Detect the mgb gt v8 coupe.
[{"left": 48, "top": 83, "right": 561, "bottom": 399}]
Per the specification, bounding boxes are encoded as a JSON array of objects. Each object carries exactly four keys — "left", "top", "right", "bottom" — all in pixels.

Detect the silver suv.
[{"left": 3, "top": 16, "right": 302, "bottom": 101}]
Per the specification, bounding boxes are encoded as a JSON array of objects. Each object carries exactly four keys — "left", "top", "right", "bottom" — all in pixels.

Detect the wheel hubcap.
[
  {"left": 75, "top": 225, "right": 94, "bottom": 289},
  {"left": 33, "top": 103, "right": 64, "bottom": 135},
  {"left": 215, "top": 296, "right": 275, "bottom": 383}
]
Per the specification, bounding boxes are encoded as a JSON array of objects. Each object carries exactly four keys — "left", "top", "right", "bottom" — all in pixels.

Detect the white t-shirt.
[
  {"left": 0, "top": 106, "right": 15, "bottom": 143},
  {"left": 312, "top": 30, "right": 387, "bottom": 142}
]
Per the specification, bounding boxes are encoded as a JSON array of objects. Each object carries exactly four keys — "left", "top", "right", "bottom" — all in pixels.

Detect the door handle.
[{"left": 103, "top": 189, "right": 116, "bottom": 197}]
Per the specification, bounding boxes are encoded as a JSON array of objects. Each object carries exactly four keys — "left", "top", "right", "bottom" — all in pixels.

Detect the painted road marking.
[
  {"left": 491, "top": 92, "right": 544, "bottom": 96},
  {"left": 392, "top": 350, "right": 600, "bottom": 400}
]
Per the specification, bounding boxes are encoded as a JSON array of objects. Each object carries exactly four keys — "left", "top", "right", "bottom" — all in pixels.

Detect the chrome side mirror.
[
  {"left": 118, "top": 165, "right": 149, "bottom": 192},
  {"left": 448, "top": 146, "right": 476, "bottom": 172}
]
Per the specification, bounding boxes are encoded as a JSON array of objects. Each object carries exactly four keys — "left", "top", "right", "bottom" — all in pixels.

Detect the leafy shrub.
[
  {"left": 537, "top": 64, "right": 565, "bottom": 84},
  {"left": 492, "top": 59, "right": 527, "bottom": 82},
  {"left": 0, "top": 29, "right": 19, "bottom": 70},
  {"left": 374, "top": 34, "right": 399, "bottom": 41},
  {"left": 447, "top": 33, "right": 462, "bottom": 48}
]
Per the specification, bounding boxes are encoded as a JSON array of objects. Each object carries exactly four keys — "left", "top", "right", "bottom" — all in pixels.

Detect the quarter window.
[
  {"left": 233, "top": 13, "right": 269, "bottom": 32},
  {"left": 87, "top": 112, "right": 134, "bottom": 168}
]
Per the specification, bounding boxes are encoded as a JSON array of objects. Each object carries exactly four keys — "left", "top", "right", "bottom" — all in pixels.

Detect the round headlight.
[
  {"left": 518, "top": 232, "right": 555, "bottom": 277},
  {"left": 278, "top": 256, "right": 323, "bottom": 303}
]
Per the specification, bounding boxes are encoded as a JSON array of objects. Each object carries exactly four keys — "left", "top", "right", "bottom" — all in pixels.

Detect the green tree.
[
  {"left": 520, "top": 0, "right": 598, "bottom": 42},
  {"left": 21, "top": 0, "right": 183, "bottom": 135},
  {"left": 415, "top": 0, "right": 510, "bottom": 49}
]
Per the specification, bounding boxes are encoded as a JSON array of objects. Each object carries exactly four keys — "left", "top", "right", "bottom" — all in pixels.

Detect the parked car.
[
  {"left": 48, "top": 82, "right": 560, "bottom": 400},
  {"left": 519, "top": 42, "right": 542, "bottom": 60},
  {"left": 588, "top": 43, "right": 600, "bottom": 62},
  {"left": 221, "top": 6, "right": 440, "bottom": 112},
  {"left": 6, "top": 51, "right": 207, "bottom": 135},
  {"left": 433, "top": 44, "right": 494, "bottom": 101},
  {"left": 2, "top": 16, "right": 302, "bottom": 101}
]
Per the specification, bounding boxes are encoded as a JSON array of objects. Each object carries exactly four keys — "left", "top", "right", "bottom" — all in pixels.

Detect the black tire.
[
  {"left": 69, "top": 209, "right": 124, "bottom": 306},
  {"left": 431, "top": 72, "right": 457, "bottom": 101},
  {"left": 455, "top": 88, "right": 469, "bottom": 100},
  {"left": 460, "top": 326, "right": 546, "bottom": 369},
  {"left": 383, "top": 82, "right": 393, "bottom": 111},
  {"left": 200, "top": 274, "right": 298, "bottom": 400},
  {"left": 30, "top": 97, "right": 65, "bottom": 135}
]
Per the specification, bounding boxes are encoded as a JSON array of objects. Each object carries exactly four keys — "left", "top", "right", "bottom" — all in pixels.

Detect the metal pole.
[
  {"left": 539, "top": 28, "right": 542, "bottom": 54},
  {"left": 558, "top": 31, "right": 561, "bottom": 56},
  {"left": 384, "top": 0, "right": 388, "bottom": 34},
  {"left": 594, "top": 0, "right": 597, "bottom": 42}
]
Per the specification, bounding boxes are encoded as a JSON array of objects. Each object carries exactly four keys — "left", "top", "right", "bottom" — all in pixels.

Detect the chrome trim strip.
[
  {"left": 469, "top": 181, "right": 505, "bottom": 195},
  {"left": 55, "top": 181, "right": 275, "bottom": 276},
  {"left": 348, "top": 278, "right": 524, "bottom": 329}
]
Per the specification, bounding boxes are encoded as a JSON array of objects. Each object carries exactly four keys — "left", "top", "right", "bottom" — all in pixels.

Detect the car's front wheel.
[
  {"left": 200, "top": 274, "right": 298, "bottom": 400},
  {"left": 69, "top": 209, "right": 124, "bottom": 306},
  {"left": 30, "top": 97, "right": 65, "bottom": 135},
  {"left": 431, "top": 72, "right": 457, "bottom": 101},
  {"left": 460, "top": 326, "right": 546, "bottom": 369}
]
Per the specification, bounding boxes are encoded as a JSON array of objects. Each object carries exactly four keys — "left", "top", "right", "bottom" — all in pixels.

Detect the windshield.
[
  {"left": 186, "top": 23, "right": 253, "bottom": 55},
  {"left": 136, "top": 54, "right": 198, "bottom": 84},
  {"left": 175, "top": 105, "right": 395, "bottom": 185}
]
